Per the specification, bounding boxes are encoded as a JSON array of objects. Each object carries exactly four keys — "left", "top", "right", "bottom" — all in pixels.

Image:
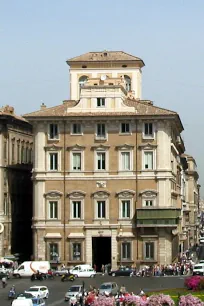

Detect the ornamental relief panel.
[{"left": 139, "top": 190, "right": 158, "bottom": 198}]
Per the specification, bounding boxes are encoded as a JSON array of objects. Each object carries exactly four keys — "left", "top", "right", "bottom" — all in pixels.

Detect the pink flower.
[{"left": 179, "top": 294, "right": 204, "bottom": 306}]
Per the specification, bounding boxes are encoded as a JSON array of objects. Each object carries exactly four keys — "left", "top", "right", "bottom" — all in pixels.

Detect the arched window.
[
  {"left": 124, "top": 75, "right": 131, "bottom": 92},
  {"left": 79, "top": 75, "right": 88, "bottom": 95}
]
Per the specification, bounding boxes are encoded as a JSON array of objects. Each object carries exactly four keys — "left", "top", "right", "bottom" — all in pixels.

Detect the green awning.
[{"left": 137, "top": 209, "right": 180, "bottom": 220}]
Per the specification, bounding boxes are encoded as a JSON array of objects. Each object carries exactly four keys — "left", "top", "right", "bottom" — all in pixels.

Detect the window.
[
  {"left": 121, "top": 152, "right": 130, "bottom": 170},
  {"left": 96, "top": 123, "right": 106, "bottom": 138},
  {"left": 122, "top": 242, "right": 131, "bottom": 260},
  {"left": 49, "top": 123, "right": 59, "bottom": 139},
  {"left": 49, "top": 201, "right": 58, "bottom": 219},
  {"left": 144, "top": 151, "right": 153, "bottom": 169},
  {"left": 17, "top": 143, "right": 20, "bottom": 163},
  {"left": 79, "top": 75, "right": 88, "bottom": 92},
  {"left": 144, "top": 123, "right": 153, "bottom": 137},
  {"left": 21, "top": 146, "right": 24, "bottom": 163},
  {"left": 97, "top": 152, "right": 106, "bottom": 170},
  {"left": 49, "top": 243, "right": 59, "bottom": 261},
  {"left": 121, "top": 123, "right": 130, "bottom": 134},
  {"left": 145, "top": 242, "right": 154, "bottom": 260},
  {"left": 4, "top": 141, "right": 7, "bottom": 159},
  {"left": 97, "top": 98, "right": 105, "bottom": 107},
  {"left": 12, "top": 143, "right": 15, "bottom": 163},
  {"left": 72, "top": 201, "right": 81, "bottom": 219},
  {"left": 72, "top": 243, "right": 82, "bottom": 261},
  {"left": 97, "top": 201, "right": 105, "bottom": 218},
  {"left": 4, "top": 195, "right": 7, "bottom": 215},
  {"left": 72, "top": 153, "right": 81, "bottom": 170},
  {"left": 124, "top": 75, "right": 131, "bottom": 91},
  {"left": 144, "top": 200, "right": 153, "bottom": 207},
  {"left": 49, "top": 153, "right": 58, "bottom": 170},
  {"left": 72, "top": 123, "right": 82, "bottom": 135},
  {"left": 121, "top": 200, "right": 130, "bottom": 218}
]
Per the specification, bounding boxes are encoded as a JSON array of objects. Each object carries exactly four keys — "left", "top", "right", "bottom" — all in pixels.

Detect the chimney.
[{"left": 40, "top": 102, "right": 46, "bottom": 110}]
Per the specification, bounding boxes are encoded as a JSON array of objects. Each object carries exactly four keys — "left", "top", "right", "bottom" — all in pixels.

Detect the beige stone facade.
[
  {"left": 24, "top": 51, "right": 189, "bottom": 269},
  {"left": 0, "top": 106, "right": 33, "bottom": 257}
]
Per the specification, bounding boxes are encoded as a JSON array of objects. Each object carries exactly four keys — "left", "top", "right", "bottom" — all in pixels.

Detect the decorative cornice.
[
  {"left": 116, "top": 189, "right": 136, "bottom": 198},
  {"left": 67, "top": 190, "right": 86, "bottom": 198},
  {"left": 44, "top": 144, "right": 62, "bottom": 151},
  {"left": 91, "top": 190, "right": 110, "bottom": 198},
  {"left": 139, "top": 189, "right": 158, "bottom": 197},
  {"left": 91, "top": 144, "right": 110, "bottom": 150},
  {"left": 44, "top": 190, "right": 63, "bottom": 198},
  {"left": 138, "top": 143, "right": 157, "bottom": 150},
  {"left": 66, "top": 144, "right": 85, "bottom": 151},
  {"left": 115, "top": 144, "right": 134, "bottom": 150}
]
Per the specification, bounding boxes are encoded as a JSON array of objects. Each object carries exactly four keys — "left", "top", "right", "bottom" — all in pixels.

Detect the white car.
[
  {"left": 24, "top": 286, "right": 49, "bottom": 299},
  {"left": 71, "top": 267, "right": 96, "bottom": 278}
]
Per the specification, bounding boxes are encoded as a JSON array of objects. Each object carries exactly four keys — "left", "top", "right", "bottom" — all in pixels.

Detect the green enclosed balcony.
[{"left": 136, "top": 208, "right": 181, "bottom": 227}]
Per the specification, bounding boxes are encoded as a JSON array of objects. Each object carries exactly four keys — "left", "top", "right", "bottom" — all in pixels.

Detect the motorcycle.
[
  {"left": 31, "top": 273, "right": 44, "bottom": 281},
  {"left": 61, "top": 273, "right": 75, "bottom": 282},
  {"left": 8, "top": 289, "right": 16, "bottom": 300}
]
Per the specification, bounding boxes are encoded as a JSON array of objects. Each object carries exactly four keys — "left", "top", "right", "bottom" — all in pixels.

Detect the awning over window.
[
  {"left": 68, "top": 233, "right": 85, "bottom": 238},
  {"left": 45, "top": 233, "right": 62, "bottom": 239}
]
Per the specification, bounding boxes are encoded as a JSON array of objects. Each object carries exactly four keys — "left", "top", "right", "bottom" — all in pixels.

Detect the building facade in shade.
[
  {"left": 24, "top": 51, "right": 189, "bottom": 270},
  {"left": 0, "top": 105, "right": 33, "bottom": 259}
]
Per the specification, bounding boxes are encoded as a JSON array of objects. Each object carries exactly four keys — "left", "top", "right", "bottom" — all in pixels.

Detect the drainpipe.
[
  {"left": 135, "top": 119, "right": 139, "bottom": 260},
  {"left": 63, "top": 120, "right": 66, "bottom": 263}
]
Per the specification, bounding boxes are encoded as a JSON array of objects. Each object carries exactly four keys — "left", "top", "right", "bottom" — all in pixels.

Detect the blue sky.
[{"left": 1, "top": 0, "right": 204, "bottom": 195}]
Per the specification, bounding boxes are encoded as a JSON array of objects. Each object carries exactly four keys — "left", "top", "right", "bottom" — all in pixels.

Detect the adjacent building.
[
  {"left": 24, "top": 51, "right": 194, "bottom": 269},
  {"left": 0, "top": 105, "right": 33, "bottom": 259}
]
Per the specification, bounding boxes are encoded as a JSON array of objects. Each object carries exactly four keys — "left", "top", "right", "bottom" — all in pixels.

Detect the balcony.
[{"left": 136, "top": 208, "right": 180, "bottom": 227}]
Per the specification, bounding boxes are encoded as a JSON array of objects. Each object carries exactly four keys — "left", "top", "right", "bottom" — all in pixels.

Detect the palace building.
[{"left": 24, "top": 51, "right": 192, "bottom": 270}]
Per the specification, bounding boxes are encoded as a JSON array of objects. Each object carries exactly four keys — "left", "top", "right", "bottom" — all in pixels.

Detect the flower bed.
[{"left": 185, "top": 276, "right": 204, "bottom": 290}]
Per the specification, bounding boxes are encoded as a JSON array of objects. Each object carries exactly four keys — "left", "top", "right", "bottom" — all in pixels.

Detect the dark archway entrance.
[{"left": 92, "top": 237, "right": 111, "bottom": 272}]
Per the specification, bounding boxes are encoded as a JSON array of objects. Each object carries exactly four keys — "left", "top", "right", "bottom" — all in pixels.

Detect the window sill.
[
  {"left": 119, "top": 132, "right": 132, "bottom": 136},
  {"left": 142, "top": 135, "right": 155, "bottom": 140},
  {"left": 70, "top": 133, "right": 83, "bottom": 136},
  {"left": 47, "top": 138, "right": 60, "bottom": 142},
  {"left": 94, "top": 137, "right": 107, "bottom": 142}
]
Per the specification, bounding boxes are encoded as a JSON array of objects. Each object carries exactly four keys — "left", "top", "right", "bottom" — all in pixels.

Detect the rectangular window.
[
  {"left": 144, "top": 151, "right": 153, "bottom": 169},
  {"left": 121, "top": 123, "right": 130, "bottom": 134},
  {"left": 17, "top": 143, "right": 20, "bottom": 163},
  {"left": 121, "top": 200, "right": 130, "bottom": 218},
  {"left": 72, "top": 153, "right": 81, "bottom": 170},
  {"left": 72, "top": 201, "right": 81, "bottom": 219},
  {"left": 144, "top": 200, "right": 153, "bottom": 207},
  {"left": 122, "top": 242, "right": 131, "bottom": 260},
  {"left": 21, "top": 146, "right": 24, "bottom": 163},
  {"left": 49, "top": 243, "right": 59, "bottom": 261},
  {"left": 144, "top": 123, "right": 153, "bottom": 137},
  {"left": 97, "top": 201, "right": 105, "bottom": 218},
  {"left": 4, "top": 142, "right": 7, "bottom": 159},
  {"left": 4, "top": 195, "right": 7, "bottom": 215},
  {"left": 72, "top": 123, "right": 82, "bottom": 134},
  {"left": 97, "top": 152, "right": 106, "bottom": 170},
  {"left": 49, "top": 153, "right": 58, "bottom": 170},
  {"left": 121, "top": 152, "right": 130, "bottom": 170},
  {"left": 72, "top": 243, "right": 81, "bottom": 261},
  {"left": 49, "top": 201, "right": 58, "bottom": 219},
  {"left": 49, "top": 123, "right": 59, "bottom": 139},
  {"left": 97, "top": 98, "right": 105, "bottom": 107},
  {"left": 145, "top": 242, "right": 154, "bottom": 260},
  {"left": 12, "top": 143, "right": 15, "bottom": 163},
  {"left": 96, "top": 123, "right": 106, "bottom": 138}
]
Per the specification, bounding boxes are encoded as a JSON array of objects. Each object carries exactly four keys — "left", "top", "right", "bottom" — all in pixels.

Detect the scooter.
[
  {"left": 61, "top": 273, "right": 75, "bottom": 282},
  {"left": 31, "top": 273, "right": 44, "bottom": 281},
  {"left": 8, "top": 289, "right": 16, "bottom": 300}
]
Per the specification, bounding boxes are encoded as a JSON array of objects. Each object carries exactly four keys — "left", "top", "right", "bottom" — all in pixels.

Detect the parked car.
[
  {"left": 32, "top": 298, "right": 46, "bottom": 306},
  {"left": 16, "top": 293, "right": 34, "bottom": 299},
  {"left": 53, "top": 269, "right": 69, "bottom": 276},
  {"left": 64, "top": 285, "right": 85, "bottom": 302},
  {"left": 109, "top": 267, "right": 133, "bottom": 277},
  {"left": 24, "top": 286, "right": 49, "bottom": 299},
  {"left": 0, "top": 271, "right": 10, "bottom": 279},
  {"left": 99, "top": 282, "right": 119, "bottom": 296}
]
